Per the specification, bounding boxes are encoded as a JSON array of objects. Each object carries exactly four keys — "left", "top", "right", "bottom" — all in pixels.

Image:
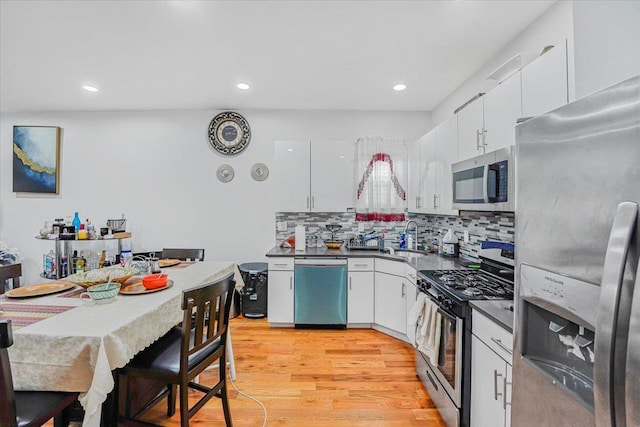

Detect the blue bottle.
[
  {"left": 399, "top": 233, "right": 407, "bottom": 249},
  {"left": 72, "top": 212, "right": 81, "bottom": 233}
]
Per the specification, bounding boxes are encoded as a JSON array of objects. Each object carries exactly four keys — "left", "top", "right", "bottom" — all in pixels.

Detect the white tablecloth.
[{"left": 6, "top": 261, "right": 243, "bottom": 427}]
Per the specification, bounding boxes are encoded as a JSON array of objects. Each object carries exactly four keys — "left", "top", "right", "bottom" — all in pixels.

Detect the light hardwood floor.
[{"left": 57, "top": 317, "right": 446, "bottom": 426}]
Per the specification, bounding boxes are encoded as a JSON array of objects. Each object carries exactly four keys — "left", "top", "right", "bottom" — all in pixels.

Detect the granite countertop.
[
  {"left": 469, "top": 300, "right": 515, "bottom": 333},
  {"left": 266, "top": 245, "right": 471, "bottom": 271}
]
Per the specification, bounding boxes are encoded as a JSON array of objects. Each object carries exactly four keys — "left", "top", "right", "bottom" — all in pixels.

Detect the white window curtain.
[{"left": 353, "top": 136, "right": 407, "bottom": 222}]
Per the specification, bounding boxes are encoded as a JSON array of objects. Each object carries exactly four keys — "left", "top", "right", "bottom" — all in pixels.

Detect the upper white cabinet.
[
  {"left": 521, "top": 41, "right": 569, "bottom": 118},
  {"left": 458, "top": 72, "right": 522, "bottom": 161},
  {"left": 432, "top": 118, "right": 458, "bottom": 215},
  {"left": 408, "top": 117, "right": 458, "bottom": 215},
  {"left": 483, "top": 72, "right": 522, "bottom": 153},
  {"left": 274, "top": 140, "right": 353, "bottom": 212},
  {"left": 456, "top": 95, "right": 485, "bottom": 160}
]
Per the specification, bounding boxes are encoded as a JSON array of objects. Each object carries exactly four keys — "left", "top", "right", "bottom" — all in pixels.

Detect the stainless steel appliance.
[
  {"left": 294, "top": 258, "right": 347, "bottom": 328},
  {"left": 416, "top": 242, "right": 515, "bottom": 427},
  {"left": 513, "top": 76, "right": 640, "bottom": 427},
  {"left": 451, "top": 146, "right": 514, "bottom": 212}
]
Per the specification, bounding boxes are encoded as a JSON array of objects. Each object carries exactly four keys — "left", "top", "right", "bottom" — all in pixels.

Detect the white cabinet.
[
  {"left": 267, "top": 258, "right": 295, "bottom": 324},
  {"left": 431, "top": 118, "right": 458, "bottom": 215},
  {"left": 347, "top": 258, "right": 374, "bottom": 325},
  {"left": 470, "top": 310, "right": 513, "bottom": 427},
  {"left": 374, "top": 259, "right": 407, "bottom": 337},
  {"left": 405, "top": 266, "right": 418, "bottom": 345},
  {"left": 408, "top": 136, "right": 424, "bottom": 212},
  {"left": 483, "top": 72, "right": 522, "bottom": 152},
  {"left": 458, "top": 73, "right": 522, "bottom": 161},
  {"left": 521, "top": 41, "right": 569, "bottom": 118},
  {"left": 408, "top": 118, "right": 457, "bottom": 215},
  {"left": 274, "top": 140, "right": 353, "bottom": 212},
  {"left": 456, "top": 95, "right": 485, "bottom": 160}
]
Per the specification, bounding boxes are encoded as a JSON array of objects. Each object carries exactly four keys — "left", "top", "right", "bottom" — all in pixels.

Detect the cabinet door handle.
[
  {"left": 494, "top": 369, "right": 504, "bottom": 401},
  {"left": 503, "top": 377, "right": 512, "bottom": 410},
  {"left": 289, "top": 276, "right": 293, "bottom": 290},
  {"left": 311, "top": 196, "right": 315, "bottom": 209},
  {"left": 434, "top": 194, "right": 440, "bottom": 208},
  {"left": 490, "top": 337, "right": 513, "bottom": 355},
  {"left": 349, "top": 276, "right": 352, "bottom": 291},
  {"left": 476, "top": 129, "right": 482, "bottom": 150},
  {"left": 273, "top": 263, "right": 288, "bottom": 267},
  {"left": 482, "top": 128, "right": 488, "bottom": 148},
  {"left": 306, "top": 196, "right": 310, "bottom": 209},
  {"left": 401, "top": 283, "right": 406, "bottom": 298}
]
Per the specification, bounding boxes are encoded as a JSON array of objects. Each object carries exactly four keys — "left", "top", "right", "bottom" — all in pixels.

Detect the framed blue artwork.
[{"left": 13, "top": 126, "right": 61, "bottom": 194}]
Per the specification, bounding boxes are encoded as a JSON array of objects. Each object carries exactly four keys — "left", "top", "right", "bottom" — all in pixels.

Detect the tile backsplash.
[{"left": 275, "top": 211, "right": 514, "bottom": 262}]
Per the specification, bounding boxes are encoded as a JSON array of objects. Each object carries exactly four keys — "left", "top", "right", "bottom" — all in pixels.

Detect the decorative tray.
[
  {"left": 120, "top": 279, "right": 174, "bottom": 295},
  {"left": 5, "top": 281, "right": 75, "bottom": 298}
]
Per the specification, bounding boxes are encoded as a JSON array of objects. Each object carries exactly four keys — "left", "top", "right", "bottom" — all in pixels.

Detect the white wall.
[
  {"left": 572, "top": 0, "right": 640, "bottom": 99},
  {"left": 0, "top": 109, "right": 430, "bottom": 284},
  {"left": 431, "top": 0, "right": 574, "bottom": 126}
]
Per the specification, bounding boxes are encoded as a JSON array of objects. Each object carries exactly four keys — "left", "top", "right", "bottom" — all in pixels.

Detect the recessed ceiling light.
[
  {"left": 236, "top": 83, "right": 250, "bottom": 90},
  {"left": 287, "top": 148, "right": 294, "bottom": 152},
  {"left": 82, "top": 85, "right": 99, "bottom": 92},
  {"left": 393, "top": 84, "right": 406, "bottom": 91}
]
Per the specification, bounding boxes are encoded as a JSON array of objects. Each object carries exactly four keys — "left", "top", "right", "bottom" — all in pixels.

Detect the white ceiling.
[{"left": 0, "top": 0, "right": 555, "bottom": 113}]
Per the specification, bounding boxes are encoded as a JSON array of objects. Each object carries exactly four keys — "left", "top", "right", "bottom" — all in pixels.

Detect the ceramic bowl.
[
  {"left": 81, "top": 282, "right": 121, "bottom": 302},
  {"left": 142, "top": 273, "right": 168, "bottom": 290}
]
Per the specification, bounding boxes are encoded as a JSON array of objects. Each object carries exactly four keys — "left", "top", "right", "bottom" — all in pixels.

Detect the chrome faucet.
[{"left": 403, "top": 220, "right": 419, "bottom": 250}]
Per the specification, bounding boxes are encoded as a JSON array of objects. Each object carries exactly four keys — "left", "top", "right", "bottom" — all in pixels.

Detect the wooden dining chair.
[
  {"left": 0, "top": 320, "right": 79, "bottom": 427},
  {"left": 0, "top": 263, "right": 21, "bottom": 295},
  {"left": 161, "top": 248, "right": 205, "bottom": 262},
  {"left": 119, "top": 272, "right": 235, "bottom": 426}
]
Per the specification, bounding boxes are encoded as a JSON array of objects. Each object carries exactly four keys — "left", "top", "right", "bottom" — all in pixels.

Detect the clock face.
[{"left": 208, "top": 112, "right": 251, "bottom": 155}]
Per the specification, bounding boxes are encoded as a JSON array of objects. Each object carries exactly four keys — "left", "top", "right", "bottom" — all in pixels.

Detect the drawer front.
[
  {"left": 268, "top": 258, "right": 294, "bottom": 271},
  {"left": 375, "top": 258, "right": 405, "bottom": 277},
  {"left": 472, "top": 310, "right": 513, "bottom": 361},
  {"left": 348, "top": 258, "right": 374, "bottom": 271}
]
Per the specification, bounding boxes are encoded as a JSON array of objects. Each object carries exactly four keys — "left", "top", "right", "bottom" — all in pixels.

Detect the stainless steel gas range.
[{"left": 415, "top": 241, "right": 514, "bottom": 427}]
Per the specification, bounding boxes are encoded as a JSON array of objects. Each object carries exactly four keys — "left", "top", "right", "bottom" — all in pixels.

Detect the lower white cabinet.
[
  {"left": 347, "top": 258, "right": 374, "bottom": 324},
  {"left": 471, "top": 310, "right": 513, "bottom": 427},
  {"left": 348, "top": 271, "right": 374, "bottom": 324},
  {"left": 267, "top": 259, "right": 295, "bottom": 324},
  {"left": 374, "top": 271, "right": 406, "bottom": 336}
]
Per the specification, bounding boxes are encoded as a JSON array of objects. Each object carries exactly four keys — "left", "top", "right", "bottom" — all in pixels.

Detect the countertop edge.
[{"left": 469, "top": 300, "right": 514, "bottom": 333}]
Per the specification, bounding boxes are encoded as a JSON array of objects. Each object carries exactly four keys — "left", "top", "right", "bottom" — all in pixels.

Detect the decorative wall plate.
[
  {"left": 217, "top": 164, "right": 235, "bottom": 183},
  {"left": 250, "top": 163, "right": 269, "bottom": 181},
  {"left": 207, "top": 111, "right": 251, "bottom": 156}
]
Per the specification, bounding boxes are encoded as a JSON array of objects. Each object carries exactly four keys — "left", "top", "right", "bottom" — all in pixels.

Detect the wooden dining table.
[{"left": 1, "top": 261, "right": 244, "bottom": 427}]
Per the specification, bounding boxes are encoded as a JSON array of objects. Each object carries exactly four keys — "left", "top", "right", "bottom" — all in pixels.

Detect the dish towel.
[{"left": 409, "top": 295, "right": 442, "bottom": 366}]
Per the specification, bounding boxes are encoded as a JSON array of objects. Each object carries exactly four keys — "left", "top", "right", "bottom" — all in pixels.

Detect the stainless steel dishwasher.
[{"left": 294, "top": 258, "right": 347, "bottom": 328}]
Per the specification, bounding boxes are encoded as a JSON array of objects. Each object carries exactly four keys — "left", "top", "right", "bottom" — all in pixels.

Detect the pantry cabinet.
[
  {"left": 470, "top": 310, "right": 513, "bottom": 427},
  {"left": 521, "top": 41, "right": 569, "bottom": 117},
  {"left": 274, "top": 140, "right": 353, "bottom": 212}
]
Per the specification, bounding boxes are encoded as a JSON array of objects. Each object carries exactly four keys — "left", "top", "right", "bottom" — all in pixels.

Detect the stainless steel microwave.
[{"left": 451, "top": 146, "right": 514, "bottom": 212}]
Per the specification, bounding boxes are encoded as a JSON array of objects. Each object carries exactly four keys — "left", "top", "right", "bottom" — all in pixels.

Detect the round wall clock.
[{"left": 208, "top": 111, "right": 251, "bottom": 156}]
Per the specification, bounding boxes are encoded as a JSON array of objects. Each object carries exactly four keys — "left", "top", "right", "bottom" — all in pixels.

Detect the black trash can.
[{"left": 239, "top": 262, "right": 268, "bottom": 318}]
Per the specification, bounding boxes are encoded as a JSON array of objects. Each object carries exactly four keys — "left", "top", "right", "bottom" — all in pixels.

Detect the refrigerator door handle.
[
  {"left": 594, "top": 201, "right": 638, "bottom": 427},
  {"left": 626, "top": 258, "right": 640, "bottom": 427}
]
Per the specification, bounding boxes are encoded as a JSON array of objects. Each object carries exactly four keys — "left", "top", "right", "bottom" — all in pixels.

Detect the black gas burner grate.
[{"left": 424, "top": 269, "right": 514, "bottom": 300}]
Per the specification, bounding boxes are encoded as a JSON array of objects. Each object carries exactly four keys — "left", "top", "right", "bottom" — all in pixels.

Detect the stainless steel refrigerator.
[{"left": 513, "top": 75, "right": 639, "bottom": 427}]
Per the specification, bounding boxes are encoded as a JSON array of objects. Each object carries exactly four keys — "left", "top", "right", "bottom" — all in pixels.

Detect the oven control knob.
[
  {"left": 443, "top": 299, "right": 453, "bottom": 310},
  {"left": 419, "top": 279, "right": 431, "bottom": 290}
]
